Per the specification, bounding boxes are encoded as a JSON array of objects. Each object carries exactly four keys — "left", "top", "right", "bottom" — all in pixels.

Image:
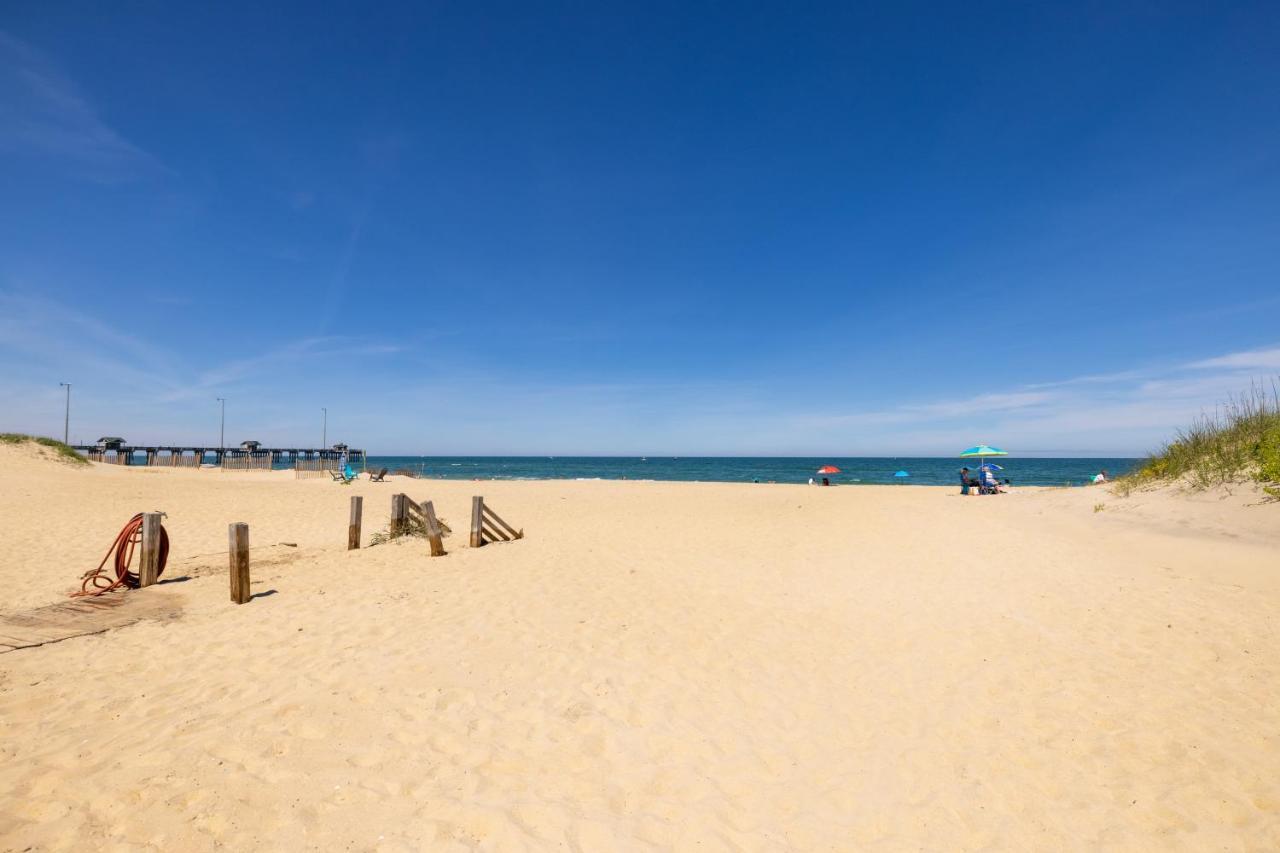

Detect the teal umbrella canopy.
[{"left": 960, "top": 445, "right": 1008, "bottom": 458}]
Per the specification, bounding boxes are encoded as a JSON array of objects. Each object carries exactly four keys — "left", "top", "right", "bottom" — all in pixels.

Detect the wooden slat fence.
[
  {"left": 222, "top": 453, "right": 273, "bottom": 472},
  {"left": 294, "top": 457, "right": 340, "bottom": 479}
]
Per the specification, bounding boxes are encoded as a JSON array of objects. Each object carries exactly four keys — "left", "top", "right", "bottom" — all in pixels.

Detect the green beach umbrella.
[
  {"left": 960, "top": 445, "right": 1007, "bottom": 458},
  {"left": 960, "top": 445, "right": 1008, "bottom": 472}
]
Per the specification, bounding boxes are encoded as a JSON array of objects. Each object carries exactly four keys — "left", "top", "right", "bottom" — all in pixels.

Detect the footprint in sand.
[
  {"left": 347, "top": 748, "right": 385, "bottom": 768},
  {"left": 296, "top": 721, "right": 328, "bottom": 740},
  {"left": 391, "top": 729, "right": 430, "bottom": 747},
  {"left": 24, "top": 798, "right": 72, "bottom": 823},
  {"left": 434, "top": 687, "right": 476, "bottom": 712}
]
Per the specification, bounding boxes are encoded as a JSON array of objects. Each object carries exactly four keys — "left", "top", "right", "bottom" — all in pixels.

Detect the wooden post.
[
  {"left": 348, "top": 495, "right": 362, "bottom": 550},
  {"left": 229, "top": 522, "right": 250, "bottom": 604},
  {"left": 138, "top": 512, "right": 162, "bottom": 587},
  {"left": 470, "top": 496, "right": 484, "bottom": 547},
  {"left": 421, "top": 500, "right": 445, "bottom": 557},
  {"left": 390, "top": 493, "right": 406, "bottom": 538}
]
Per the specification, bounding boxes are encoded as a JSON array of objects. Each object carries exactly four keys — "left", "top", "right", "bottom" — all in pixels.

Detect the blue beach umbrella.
[{"left": 893, "top": 470, "right": 910, "bottom": 478}]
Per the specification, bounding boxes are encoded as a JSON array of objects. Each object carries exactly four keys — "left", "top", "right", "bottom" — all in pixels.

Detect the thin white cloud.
[
  {"left": 0, "top": 31, "right": 166, "bottom": 182},
  {"left": 1187, "top": 345, "right": 1280, "bottom": 371},
  {"left": 768, "top": 345, "right": 1280, "bottom": 456},
  {"left": 1023, "top": 368, "right": 1147, "bottom": 390},
  {"left": 794, "top": 390, "right": 1054, "bottom": 429},
  {"left": 0, "top": 288, "right": 405, "bottom": 444}
]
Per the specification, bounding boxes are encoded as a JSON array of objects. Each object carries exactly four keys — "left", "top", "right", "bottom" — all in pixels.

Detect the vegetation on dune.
[
  {"left": 0, "top": 433, "right": 89, "bottom": 465},
  {"left": 1115, "top": 381, "right": 1280, "bottom": 498},
  {"left": 368, "top": 512, "right": 452, "bottom": 547}
]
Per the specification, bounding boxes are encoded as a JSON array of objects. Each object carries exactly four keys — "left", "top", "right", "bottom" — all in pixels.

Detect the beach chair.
[
  {"left": 369, "top": 467, "right": 388, "bottom": 483},
  {"left": 329, "top": 469, "right": 345, "bottom": 482}
]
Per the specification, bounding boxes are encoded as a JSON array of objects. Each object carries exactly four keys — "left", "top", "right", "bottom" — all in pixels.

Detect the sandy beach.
[{"left": 1, "top": 442, "right": 1278, "bottom": 851}]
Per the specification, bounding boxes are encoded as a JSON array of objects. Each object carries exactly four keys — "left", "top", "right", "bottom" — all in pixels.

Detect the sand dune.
[{"left": 1, "top": 443, "right": 1278, "bottom": 850}]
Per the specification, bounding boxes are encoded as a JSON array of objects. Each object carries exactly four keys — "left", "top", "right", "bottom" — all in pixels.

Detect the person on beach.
[
  {"left": 1093, "top": 470, "right": 1108, "bottom": 484},
  {"left": 980, "top": 466, "right": 999, "bottom": 494},
  {"left": 959, "top": 467, "right": 979, "bottom": 494},
  {"left": 821, "top": 477, "right": 831, "bottom": 486}
]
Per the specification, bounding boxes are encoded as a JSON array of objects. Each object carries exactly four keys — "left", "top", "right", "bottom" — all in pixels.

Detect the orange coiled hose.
[{"left": 74, "top": 513, "right": 169, "bottom": 597}]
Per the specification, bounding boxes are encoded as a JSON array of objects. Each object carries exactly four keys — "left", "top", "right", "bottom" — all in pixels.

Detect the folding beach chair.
[{"left": 368, "top": 467, "right": 388, "bottom": 482}]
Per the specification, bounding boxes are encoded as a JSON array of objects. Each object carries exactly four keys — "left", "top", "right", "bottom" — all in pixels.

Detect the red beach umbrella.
[{"left": 816, "top": 465, "right": 841, "bottom": 474}]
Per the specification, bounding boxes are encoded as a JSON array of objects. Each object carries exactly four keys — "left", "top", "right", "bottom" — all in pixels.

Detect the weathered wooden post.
[
  {"left": 348, "top": 495, "right": 363, "bottom": 550},
  {"left": 138, "top": 512, "right": 162, "bottom": 587},
  {"left": 228, "top": 522, "right": 250, "bottom": 604},
  {"left": 390, "top": 494, "right": 406, "bottom": 538},
  {"left": 421, "top": 500, "right": 445, "bottom": 557},
  {"left": 470, "top": 496, "right": 484, "bottom": 548}
]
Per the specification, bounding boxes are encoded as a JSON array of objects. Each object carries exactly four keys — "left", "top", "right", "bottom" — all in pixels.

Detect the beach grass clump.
[
  {"left": 1116, "top": 381, "right": 1280, "bottom": 496},
  {"left": 368, "top": 513, "right": 452, "bottom": 546},
  {"left": 0, "top": 433, "right": 88, "bottom": 465}
]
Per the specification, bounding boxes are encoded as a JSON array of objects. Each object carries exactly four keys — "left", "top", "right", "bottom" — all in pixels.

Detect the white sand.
[{"left": 1, "top": 442, "right": 1278, "bottom": 850}]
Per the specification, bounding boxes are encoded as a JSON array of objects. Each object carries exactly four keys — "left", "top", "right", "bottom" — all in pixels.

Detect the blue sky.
[{"left": 2, "top": 2, "right": 1278, "bottom": 455}]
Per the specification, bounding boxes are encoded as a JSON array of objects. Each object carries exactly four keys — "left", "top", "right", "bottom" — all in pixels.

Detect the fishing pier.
[{"left": 74, "top": 438, "right": 366, "bottom": 471}]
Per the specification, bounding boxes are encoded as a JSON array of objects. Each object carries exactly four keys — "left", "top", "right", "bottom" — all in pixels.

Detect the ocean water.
[{"left": 357, "top": 456, "right": 1140, "bottom": 487}]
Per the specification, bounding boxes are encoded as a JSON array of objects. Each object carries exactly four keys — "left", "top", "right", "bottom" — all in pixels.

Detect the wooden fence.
[
  {"left": 221, "top": 454, "right": 273, "bottom": 472},
  {"left": 294, "top": 457, "right": 340, "bottom": 479},
  {"left": 152, "top": 452, "right": 202, "bottom": 467},
  {"left": 470, "top": 496, "right": 523, "bottom": 547}
]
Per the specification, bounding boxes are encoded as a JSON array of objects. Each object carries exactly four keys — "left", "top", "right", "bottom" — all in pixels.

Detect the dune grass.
[
  {"left": 0, "top": 433, "right": 89, "bottom": 465},
  {"left": 1115, "top": 381, "right": 1280, "bottom": 497}
]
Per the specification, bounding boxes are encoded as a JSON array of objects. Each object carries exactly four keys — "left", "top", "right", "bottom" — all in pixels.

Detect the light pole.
[
  {"left": 217, "top": 398, "right": 225, "bottom": 451},
  {"left": 321, "top": 407, "right": 327, "bottom": 448},
  {"left": 58, "top": 383, "right": 71, "bottom": 444}
]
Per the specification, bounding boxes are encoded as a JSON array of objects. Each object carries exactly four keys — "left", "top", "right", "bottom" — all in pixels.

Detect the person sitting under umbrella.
[{"left": 980, "top": 465, "right": 1001, "bottom": 494}]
